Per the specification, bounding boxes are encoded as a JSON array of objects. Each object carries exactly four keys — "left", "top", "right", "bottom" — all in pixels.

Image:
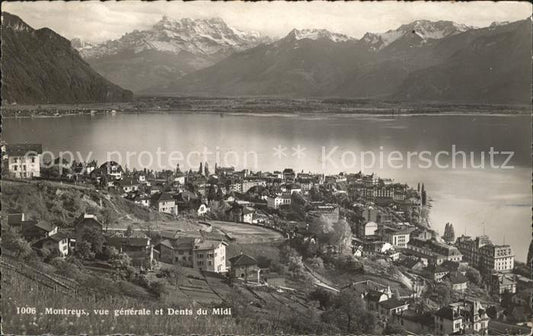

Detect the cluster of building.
[
  {"left": 5, "top": 211, "right": 261, "bottom": 279},
  {"left": 342, "top": 279, "right": 489, "bottom": 335},
  {"left": 6, "top": 212, "right": 154, "bottom": 267},
  {"left": 3, "top": 143, "right": 531, "bottom": 333}
]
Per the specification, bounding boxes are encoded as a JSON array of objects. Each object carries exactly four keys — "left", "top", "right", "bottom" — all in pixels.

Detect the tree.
[
  {"left": 331, "top": 219, "right": 353, "bottom": 254},
  {"left": 216, "top": 186, "right": 224, "bottom": 200},
  {"left": 125, "top": 225, "right": 133, "bottom": 237},
  {"left": 308, "top": 256, "right": 325, "bottom": 271},
  {"left": 198, "top": 162, "right": 203, "bottom": 175},
  {"left": 111, "top": 251, "right": 135, "bottom": 278},
  {"left": 75, "top": 240, "right": 94, "bottom": 260},
  {"left": 149, "top": 280, "right": 168, "bottom": 298},
  {"left": 207, "top": 184, "right": 217, "bottom": 202},
  {"left": 101, "top": 208, "right": 118, "bottom": 230},
  {"left": 309, "top": 288, "right": 334, "bottom": 310},
  {"left": 79, "top": 226, "right": 105, "bottom": 254},
  {"left": 443, "top": 222, "right": 455, "bottom": 244},
  {"left": 383, "top": 322, "right": 405, "bottom": 335},
  {"left": 466, "top": 267, "right": 482, "bottom": 286},
  {"left": 204, "top": 162, "right": 210, "bottom": 176},
  {"left": 2, "top": 228, "right": 32, "bottom": 259},
  {"left": 421, "top": 183, "right": 427, "bottom": 206},
  {"left": 322, "top": 290, "right": 377, "bottom": 334}
]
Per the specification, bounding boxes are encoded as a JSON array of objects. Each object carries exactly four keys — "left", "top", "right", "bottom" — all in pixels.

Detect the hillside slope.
[
  {"left": 1, "top": 180, "right": 178, "bottom": 229},
  {"left": 392, "top": 20, "right": 532, "bottom": 104},
  {"left": 1, "top": 12, "right": 133, "bottom": 104}
]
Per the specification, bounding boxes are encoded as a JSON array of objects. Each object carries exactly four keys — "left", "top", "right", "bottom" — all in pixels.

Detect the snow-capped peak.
[
  {"left": 489, "top": 21, "right": 510, "bottom": 28},
  {"left": 362, "top": 20, "right": 473, "bottom": 50},
  {"left": 287, "top": 29, "right": 354, "bottom": 42},
  {"left": 71, "top": 38, "right": 94, "bottom": 50},
  {"left": 76, "top": 16, "right": 269, "bottom": 59}
]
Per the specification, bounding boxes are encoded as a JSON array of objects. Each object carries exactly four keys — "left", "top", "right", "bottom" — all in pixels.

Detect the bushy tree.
[
  {"left": 149, "top": 280, "right": 168, "bottom": 298},
  {"left": 2, "top": 228, "right": 32, "bottom": 259},
  {"left": 331, "top": 219, "right": 353, "bottom": 254},
  {"left": 101, "top": 208, "right": 118, "bottom": 228},
  {"left": 466, "top": 267, "right": 483, "bottom": 286},
  {"left": 79, "top": 226, "right": 105, "bottom": 254},
  {"left": 443, "top": 222, "right": 456, "bottom": 243},
  {"left": 75, "top": 240, "right": 94, "bottom": 260},
  {"left": 287, "top": 253, "right": 308, "bottom": 280},
  {"left": 309, "top": 288, "right": 334, "bottom": 309},
  {"left": 111, "top": 251, "right": 135, "bottom": 278},
  {"left": 383, "top": 322, "right": 405, "bottom": 335},
  {"left": 125, "top": 225, "right": 133, "bottom": 237},
  {"left": 308, "top": 256, "right": 325, "bottom": 271},
  {"left": 322, "top": 290, "right": 377, "bottom": 334}
]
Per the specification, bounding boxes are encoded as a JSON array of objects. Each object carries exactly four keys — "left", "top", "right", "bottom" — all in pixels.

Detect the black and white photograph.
[{"left": 1, "top": 1, "right": 532, "bottom": 334}]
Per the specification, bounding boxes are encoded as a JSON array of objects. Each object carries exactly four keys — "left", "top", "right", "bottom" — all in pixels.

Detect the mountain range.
[
  {"left": 137, "top": 18, "right": 530, "bottom": 104},
  {"left": 2, "top": 12, "right": 531, "bottom": 105},
  {"left": 75, "top": 16, "right": 270, "bottom": 92},
  {"left": 1, "top": 12, "right": 132, "bottom": 105}
]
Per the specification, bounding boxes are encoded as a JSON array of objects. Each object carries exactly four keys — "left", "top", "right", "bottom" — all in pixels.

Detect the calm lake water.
[{"left": 4, "top": 113, "right": 531, "bottom": 261}]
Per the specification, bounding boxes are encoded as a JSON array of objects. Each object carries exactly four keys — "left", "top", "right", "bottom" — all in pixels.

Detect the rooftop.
[
  {"left": 229, "top": 254, "right": 257, "bottom": 267},
  {"left": 107, "top": 236, "right": 150, "bottom": 247},
  {"left": 380, "top": 298, "right": 408, "bottom": 310},
  {"left": 194, "top": 239, "right": 226, "bottom": 251}
]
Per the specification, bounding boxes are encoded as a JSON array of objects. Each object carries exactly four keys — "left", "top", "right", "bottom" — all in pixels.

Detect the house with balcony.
[
  {"left": 106, "top": 235, "right": 154, "bottom": 268},
  {"left": 151, "top": 192, "right": 178, "bottom": 215},
  {"left": 434, "top": 300, "right": 488, "bottom": 335},
  {"left": 266, "top": 193, "right": 292, "bottom": 209},
  {"left": 32, "top": 231, "right": 72, "bottom": 257},
  {"left": 155, "top": 237, "right": 227, "bottom": 273},
  {"left": 3, "top": 143, "right": 42, "bottom": 178}
]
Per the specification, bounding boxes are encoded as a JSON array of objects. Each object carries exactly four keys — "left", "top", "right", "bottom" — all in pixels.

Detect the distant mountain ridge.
[
  {"left": 145, "top": 18, "right": 531, "bottom": 105},
  {"left": 361, "top": 20, "right": 472, "bottom": 50},
  {"left": 74, "top": 16, "right": 270, "bottom": 92},
  {"left": 1, "top": 12, "right": 132, "bottom": 105}
]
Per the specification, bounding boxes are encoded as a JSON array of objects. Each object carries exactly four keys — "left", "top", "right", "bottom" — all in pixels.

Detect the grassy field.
[{"left": 210, "top": 220, "right": 284, "bottom": 243}]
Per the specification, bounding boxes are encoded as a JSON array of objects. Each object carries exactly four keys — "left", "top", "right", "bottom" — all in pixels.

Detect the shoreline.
[{"left": 2, "top": 109, "right": 530, "bottom": 120}]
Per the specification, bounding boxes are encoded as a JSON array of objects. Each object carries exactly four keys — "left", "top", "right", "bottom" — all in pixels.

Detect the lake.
[{"left": 4, "top": 112, "right": 531, "bottom": 261}]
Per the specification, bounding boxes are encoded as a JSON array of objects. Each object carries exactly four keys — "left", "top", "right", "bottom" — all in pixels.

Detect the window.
[
  {"left": 31, "top": 157, "right": 35, "bottom": 163},
  {"left": 208, "top": 261, "right": 212, "bottom": 266},
  {"left": 198, "top": 261, "right": 204, "bottom": 266},
  {"left": 197, "top": 253, "right": 204, "bottom": 258}
]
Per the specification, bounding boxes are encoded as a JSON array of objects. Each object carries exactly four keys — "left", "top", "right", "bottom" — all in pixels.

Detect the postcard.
[{"left": 1, "top": 1, "right": 532, "bottom": 335}]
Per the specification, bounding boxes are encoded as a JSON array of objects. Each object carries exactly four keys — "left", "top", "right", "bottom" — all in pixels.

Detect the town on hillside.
[{"left": 2, "top": 142, "right": 532, "bottom": 335}]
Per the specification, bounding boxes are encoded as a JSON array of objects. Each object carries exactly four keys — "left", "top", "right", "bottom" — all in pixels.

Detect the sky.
[{"left": 3, "top": 1, "right": 532, "bottom": 43}]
